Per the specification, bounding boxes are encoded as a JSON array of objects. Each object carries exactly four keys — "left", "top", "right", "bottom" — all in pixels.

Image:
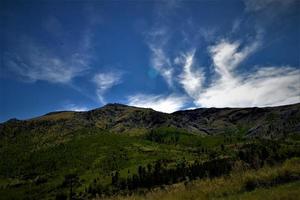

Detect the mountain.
[
  {"left": 1, "top": 103, "right": 300, "bottom": 200},
  {"left": 1, "top": 103, "right": 300, "bottom": 138}
]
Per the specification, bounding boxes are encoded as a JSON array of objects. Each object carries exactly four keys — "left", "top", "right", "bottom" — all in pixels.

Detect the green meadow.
[{"left": 1, "top": 126, "right": 300, "bottom": 199}]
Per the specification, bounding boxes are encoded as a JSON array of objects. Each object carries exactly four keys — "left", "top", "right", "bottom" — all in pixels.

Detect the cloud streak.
[
  {"left": 127, "top": 93, "right": 187, "bottom": 113},
  {"left": 63, "top": 104, "right": 90, "bottom": 112},
  {"left": 208, "top": 39, "right": 260, "bottom": 80},
  {"left": 93, "top": 72, "right": 123, "bottom": 104},
  {"left": 188, "top": 39, "right": 300, "bottom": 108},
  {"left": 3, "top": 12, "right": 97, "bottom": 84},
  {"left": 178, "top": 50, "right": 204, "bottom": 99},
  {"left": 197, "top": 66, "right": 300, "bottom": 107},
  {"left": 146, "top": 27, "right": 175, "bottom": 87},
  {"left": 142, "top": 8, "right": 300, "bottom": 110},
  {"left": 149, "top": 44, "right": 174, "bottom": 87},
  {"left": 243, "top": 0, "right": 296, "bottom": 12},
  {"left": 4, "top": 39, "right": 90, "bottom": 83}
]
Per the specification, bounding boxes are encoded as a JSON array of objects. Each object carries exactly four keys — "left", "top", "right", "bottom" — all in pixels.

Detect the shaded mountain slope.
[
  {"left": 1, "top": 103, "right": 300, "bottom": 138},
  {"left": 0, "top": 103, "right": 300, "bottom": 200},
  {"left": 173, "top": 103, "right": 300, "bottom": 137}
]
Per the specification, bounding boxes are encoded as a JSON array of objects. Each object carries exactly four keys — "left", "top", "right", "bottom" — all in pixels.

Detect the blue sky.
[{"left": 0, "top": 0, "right": 299, "bottom": 122}]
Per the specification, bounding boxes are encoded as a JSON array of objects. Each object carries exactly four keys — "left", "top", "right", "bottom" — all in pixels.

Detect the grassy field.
[
  {"left": 100, "top": 158, "right": 300, "bottom": 200},
  {"left": 0, "top": 128, "right": 205, "bottom": 199},
  {"left": 0, "top": 127, "right": 299, "bottom": 199}
]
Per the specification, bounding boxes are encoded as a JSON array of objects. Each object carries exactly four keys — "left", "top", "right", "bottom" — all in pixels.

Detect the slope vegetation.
[{"left": 0, "top": 103, "right": 299, "bottom": 199}]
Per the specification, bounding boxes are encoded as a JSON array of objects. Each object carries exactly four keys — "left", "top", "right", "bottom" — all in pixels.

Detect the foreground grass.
[
  {"left": 222, "top": 181, "right": 300, "bottom": 200},
  {"left": 99, "top": 157, "right": 300, "bottom": 200}
]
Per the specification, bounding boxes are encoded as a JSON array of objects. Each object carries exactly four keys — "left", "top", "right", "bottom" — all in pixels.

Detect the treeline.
[
  {"left": 58, "top": 139, "right": 300, "bottom": 199},
  {"left": 119, "top": 158, "right": 232, "bottom": 190},
  {"left": 145, "top": 129, "right": 179, "bottom": 144},
  {"left": 238, "top": 139, "right": 300, "bottom": 169},
  {"left": 86, "top": 158, "right": 232, "bottom": 197}
]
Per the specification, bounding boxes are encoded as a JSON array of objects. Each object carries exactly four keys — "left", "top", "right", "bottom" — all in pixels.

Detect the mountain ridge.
[
  {"left": 4, "top": 102, "right": 300, "bottom": 122},
  {"left": 1, "top": 103, "right": 300, "bottom": 200},
  {"left": 1, "top": 102, "right": 300, "bottom": 138}
]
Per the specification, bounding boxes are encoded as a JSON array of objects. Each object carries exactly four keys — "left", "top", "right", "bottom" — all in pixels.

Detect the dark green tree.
[{"left": 63, "top": 173, "right": 80, "bottom": 200}]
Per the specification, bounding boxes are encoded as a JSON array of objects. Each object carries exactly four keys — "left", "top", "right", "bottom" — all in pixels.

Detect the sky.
[{"left": 0, "top": 0, "right": 299, "bottom": 122}]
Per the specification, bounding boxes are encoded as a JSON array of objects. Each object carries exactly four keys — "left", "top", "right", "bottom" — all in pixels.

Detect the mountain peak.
[
  {"left": 103, "top": 103, "right": 129, "bottom": 108},
  {"left": 6, "top": 118, "right": 20, "bottom": 123}
]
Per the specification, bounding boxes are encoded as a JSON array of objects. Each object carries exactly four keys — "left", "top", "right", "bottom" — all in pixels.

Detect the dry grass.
[
  {"left": 95, "top": 158, "right": 300, "bottom": 200},
  {"left": 32, "top": 111, "right": 75, "bottom": 121}
]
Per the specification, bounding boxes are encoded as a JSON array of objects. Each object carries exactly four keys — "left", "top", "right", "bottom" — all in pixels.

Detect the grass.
[
  {"left": 32, "top": 111, "right": 76, "bottom": 121},
  {"left": 0, "top": 128, "right": 203, "bottom": 199},
  {"left": 0, "top": 126, "right": 299, "bottom": 200},
  {"left": 224, "top": 181, "right": 300, "bottom": 200},
  {"left": 99, "top": 158, "right": 300, "bottom": 200}
]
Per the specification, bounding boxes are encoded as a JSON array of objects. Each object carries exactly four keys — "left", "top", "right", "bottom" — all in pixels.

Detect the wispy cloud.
[
  {"left": 147, "top": 27, "right": 175, "bottom": 87},
  {"left": 208, "top": 39, "right": 260, "bottom": 80},
  {"left": 63, "top": 104, "right": 90, "bottom": 112},
  {"left": 197, "top": 66, "right": 300, "bottom": 107},
  {"left": 144, "top": 2, "right": 215, "bottom": 89},
  {"left": 142, "top": 3, "right": 299, "bottom": 109},
  {"left": 93, "top": 72, "right": 123, "bottom": 104},
  {"left": 4, "top": 38, "right": 90, "bottom": 83},
  {"left": 3, "top": 9, "right": 98, "bottom": 84},
  {"left": 178, "top": 50, "right": 204, "bottom": 99},
  {"left": 4, "top": 14, "right": 93, "bottom": 84},
  {"left": 149, "top": 45, "right": 174, "bottom": 87},
  {"left": 243, "top": 0, "right": 296, "bottom": 12},
  {"left": 127, "top": 93, "right": 187, "bottom": 113},
  {"left": 242, "top": 0, "right": 298, "bottom": 28},
  {"left": 144, "top": 1, "right": 185, "bottom": 88},
  {"left": 190, "top": 38, "right": 300, "bottom": 107}
]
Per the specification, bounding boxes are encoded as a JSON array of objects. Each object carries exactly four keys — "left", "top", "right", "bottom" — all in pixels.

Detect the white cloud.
[
  {"left": 178, "top": 50, "right": 204, "bottom": 99},
  {"left": 4, "top": 14, "right": 97, "bottom": 84},
  {"left": 4, "top": 40, "right": 89, "bottom": 83},
  {"left": 146, "top": 26, "right": 175, "bottom": 88},
  {"left": 196, "top": 66, "right": 300, "bottom": 107},
  {"left": 188, "top": 39, "right": 300, "bottom": 108},
  {"left": 208, "top": 39, "right": 259, "bottom": 80},
  {"left": 149, "top": 44, "right": 174, "bottom": 87},
  {"left": 93, "top": 72, "right": 122, "bottom": 104},
  {"left": 127, "top": 94, "right": 187, "bottom": 113},
  {"left": 63, "top": 104, "right": 89, "bottom": 112},
  {"left": 145, "top": 30, "right": 298, "bottom": 109}
]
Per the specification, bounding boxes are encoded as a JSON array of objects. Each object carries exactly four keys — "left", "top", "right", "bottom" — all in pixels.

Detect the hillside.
[
  {"left": 1, "top": 103, "right": 300, "bottom": 138},
  {"left": 0, "top": 103, "right": 300, "bottom": 200},
  {"left": 101, "top": 158, "right": 300, "bottom": 200}
]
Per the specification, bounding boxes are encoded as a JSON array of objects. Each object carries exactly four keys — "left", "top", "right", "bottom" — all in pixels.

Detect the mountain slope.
[
  {"left": 1, "top": 103, "right": 300, "bottom": 200},
  {"left": 173, "top": 103, "right": 300, "bottom": 137},
  {"left": 1, "top": 103, "right": 300, "bottom": 138}
]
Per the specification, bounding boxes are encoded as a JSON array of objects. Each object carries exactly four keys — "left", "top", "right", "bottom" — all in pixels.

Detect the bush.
[{"left": 55, "top": 192, "right": 67, "bottom": 200}]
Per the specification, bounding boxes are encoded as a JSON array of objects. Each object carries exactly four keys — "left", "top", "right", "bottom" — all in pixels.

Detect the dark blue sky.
[{"left": 1, "top": 0, "right": 299, "bottom": 122}]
